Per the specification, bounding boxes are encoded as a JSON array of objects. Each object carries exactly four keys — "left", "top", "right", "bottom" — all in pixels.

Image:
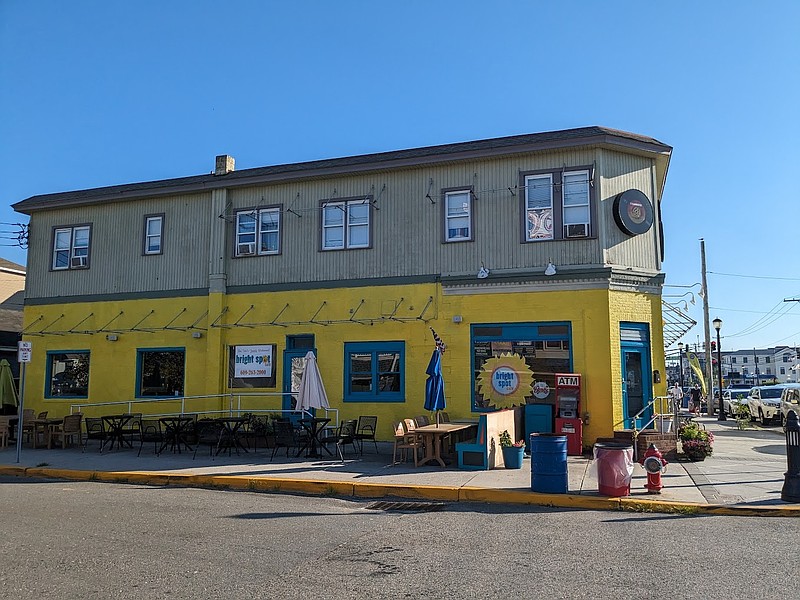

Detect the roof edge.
[{"left": 13, "top": 126, "right": 672, "bottom": 214}]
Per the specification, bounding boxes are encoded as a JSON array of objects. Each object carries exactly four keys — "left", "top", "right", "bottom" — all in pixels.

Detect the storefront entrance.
[
  {"left": 282, "top": 335, "right": 316, "bottom": 422},
  {"left": 620, "top": 324, "right": 653, "bottom": 429},
  {"left": 282, "top": 350, "right": 306, "bottom": 423}
]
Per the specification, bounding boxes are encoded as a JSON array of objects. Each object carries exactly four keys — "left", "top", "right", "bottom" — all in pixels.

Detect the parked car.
[
  {"left": 780, "top": 384, "right": 800, "bottom": 428},
  {"left": 746, "top": 385, "right": 785, "bottom": 425},
  {"left": 723, "top": 389, "right": 750, "bottom": 417}
]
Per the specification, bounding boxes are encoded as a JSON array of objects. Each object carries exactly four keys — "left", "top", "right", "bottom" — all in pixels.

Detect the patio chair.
[
  {"left": 49, "top": 413, "right": 83, "bottom": 449},
  {"left": 414, "top": 415, "right": 429, "bottom": 427},
  {"left": 354, "top": 415, "right": 379, "bottom": 455},
  {"left": 0, "top": 416, "right": 9, "bottom": 448},
  {"left": 18, "top": 411, "right": 48, "bottom": 442},
  {"left": 243, "top": 414, "right": 270, "bottom": 453},
  {"left": 84, "top": 417, "right": 107, "bottom": 452},
  {"left": 138, "top": 419, "right": 164, "bottom": 457},
  {"left": 439, "top": 412, "right": 450, "bottom": 423},
  {"left": 319, "top": 419, "right": 358, "bottom": 463},
  {"left": 121, "top": 413, "right": 142, "bottom": 446},
  {"left": 193, "top": 420, "right": 223, "bottom": 460},
  {"left": 392, "top": 420, "right": 421, "bottom": 466},
  {"left": 270, "top": 419, "right": 298, "bottom": 461}
]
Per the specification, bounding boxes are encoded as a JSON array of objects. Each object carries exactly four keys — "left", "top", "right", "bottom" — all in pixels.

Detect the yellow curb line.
[
  {"left": 3, "top": 465, "right": 799, "bottom": 516},
  {"left": 459, "top": 487, "right": 622, "bottom": 510},
  {"left": 353, "top": 483, "right": 460, "bottom": 501}
]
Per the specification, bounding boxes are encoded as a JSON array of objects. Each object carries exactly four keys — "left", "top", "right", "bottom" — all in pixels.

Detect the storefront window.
[
  {"left": 137, "top": 348, "right": 185, "bottom": 397},
  {"left": 46, "top": 351, "right": 90, "bottom": 398},
  {"left": 344, "top": 341, "right": 404, "bottom": 402},
  {"left": 472, "top": 323, "right": 571, "bottom": 412}
]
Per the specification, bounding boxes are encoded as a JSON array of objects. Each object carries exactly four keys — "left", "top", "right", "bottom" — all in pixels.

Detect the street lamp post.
[
  {"left": 678, "top": 342, "right": 685, "bottom": 401},
  {"left": 713, "top": 318, "right": 726, "bottom": 421}
]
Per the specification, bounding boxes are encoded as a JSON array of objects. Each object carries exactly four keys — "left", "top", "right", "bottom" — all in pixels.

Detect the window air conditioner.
[
  {"left": 237, "top": 242, "right": 256, "bottom": 256},
  {"left": 565, "top": 223, "right": 589, "bottom": 238},
  {"left": 70, "top": 255, "right": 88, "bottom": 268}
]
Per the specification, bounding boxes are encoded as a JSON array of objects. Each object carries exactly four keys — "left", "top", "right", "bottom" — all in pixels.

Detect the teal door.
[
  {"left": 282, "top": 349, "right": 311, "bottom": 422},
  {"left": 621, "top": 324, "right": 653, "bottom": 429}
]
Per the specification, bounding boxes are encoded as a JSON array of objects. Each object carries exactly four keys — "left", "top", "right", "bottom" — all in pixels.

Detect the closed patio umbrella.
[
  {"left": 424, "top": 349, "right": 446, "bottom": 426},
  {"left": 0, "top": 359, "right": 17, "bottom": 413},
  {"left": 295, "top": 352, "right": 330, "bottom": 412}
]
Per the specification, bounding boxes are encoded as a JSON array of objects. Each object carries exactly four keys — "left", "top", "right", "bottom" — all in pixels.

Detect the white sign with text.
[{"left": 233, "top": 345, "right": 273, "bottom": 378}]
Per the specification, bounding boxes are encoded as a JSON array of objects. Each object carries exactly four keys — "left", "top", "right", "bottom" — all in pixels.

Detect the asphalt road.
[{"left": 0, "top": 477, "right": 795, "bottom": 599}]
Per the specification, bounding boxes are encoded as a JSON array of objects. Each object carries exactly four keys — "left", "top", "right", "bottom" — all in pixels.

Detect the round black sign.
[{"left": 613, "top": 189, "right": 654, "bottom": 236}]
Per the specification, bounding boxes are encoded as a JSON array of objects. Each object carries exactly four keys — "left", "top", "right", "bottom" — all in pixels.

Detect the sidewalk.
[{"left": 1, "top": 416, "right": 796, "bottom": 516}]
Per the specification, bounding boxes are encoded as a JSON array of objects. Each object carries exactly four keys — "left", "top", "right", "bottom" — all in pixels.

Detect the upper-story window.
[
  {"left": 321, "top": 198, "right": 371, "bottom": 250},
  {"left": 52, "top": 224, "right": 91, "bottom": 270},
  {"left": 521, "top": 167, "right": 593, "bottom": 242},
  {"left": 235, "top": 207, "right": 281, "bottom": 257},
  {"left": 143, "top": 214, "right": 163, "bottom": 255},
  {"left": 444, "top": 189, "right": 473, "bottom": 242}
]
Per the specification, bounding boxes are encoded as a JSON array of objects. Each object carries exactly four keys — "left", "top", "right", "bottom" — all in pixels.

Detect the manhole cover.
[{"left": 365, "top": 501, "right": 447, "bottom": 512}]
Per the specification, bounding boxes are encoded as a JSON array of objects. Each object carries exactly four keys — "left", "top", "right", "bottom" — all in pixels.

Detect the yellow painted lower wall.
[{"left": 20, "top": 282, "right": 664, "bottom": 446}]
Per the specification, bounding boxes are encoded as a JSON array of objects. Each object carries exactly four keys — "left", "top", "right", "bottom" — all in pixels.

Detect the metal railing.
[
  {"left": 68, "top": 392, "right": 340, "bottom": 426},
  {"left": 613, "top": 395, "right": 681, "bottom": 460}
]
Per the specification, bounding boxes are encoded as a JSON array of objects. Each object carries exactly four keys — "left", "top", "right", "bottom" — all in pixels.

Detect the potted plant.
[
  {"left": 499, "top": 430, "right": 526, "bottom": 469},
  {"left": 678, "top": 421, "right": 714, "bottom": 461}
]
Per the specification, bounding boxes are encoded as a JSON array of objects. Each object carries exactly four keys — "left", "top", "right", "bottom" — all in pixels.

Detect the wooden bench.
[{"left": 455, "top": 408, "right": 518, "bottom": 470}]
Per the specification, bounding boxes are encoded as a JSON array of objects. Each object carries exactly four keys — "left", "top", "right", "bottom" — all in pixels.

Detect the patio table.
[
  {"left": 215, "top": 417, "right": 249, "bottom": 456},
  {"left": 158, "top": 416, "right": 195, "bottom": 454},
  {"left": 411, "top": 423, "right": 474, "bottom": 467},
  {"left": 101, "top": 414, "right": 134, "bottom": 451},
  {"left": 296, "top": 417, "right": 332, "bottom": 458}
]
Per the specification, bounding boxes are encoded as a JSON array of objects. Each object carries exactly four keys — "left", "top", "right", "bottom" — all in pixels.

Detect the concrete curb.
[{"left": 3, "top": 464, "right": 799, "bottom": 516}]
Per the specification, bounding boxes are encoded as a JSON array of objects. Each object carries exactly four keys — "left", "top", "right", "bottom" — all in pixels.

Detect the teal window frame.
[
  {"left": 44, "top": 350, "right": 90, "bottom": 399},
  {"left": 470, "top": 322, "right": 572, "bottom": 412},
  {"left": 344, "top": 341, "right": 405, "bottom": 402},
  {"left": 135, "top": 347, "right": 186, "bottom": 398}
]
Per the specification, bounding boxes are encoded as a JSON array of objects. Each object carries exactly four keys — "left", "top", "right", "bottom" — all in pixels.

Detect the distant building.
[
  {"left": 720, "top": 346, "right": 799, "bottom": 386},
  {"left": 0, "top": 258, "right": 25, "bottom": 412}
]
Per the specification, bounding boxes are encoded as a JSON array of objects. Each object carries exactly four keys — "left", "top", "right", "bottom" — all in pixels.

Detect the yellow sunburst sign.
[{"left": 476, "top": 353, "right": 534, "bottom": 409}]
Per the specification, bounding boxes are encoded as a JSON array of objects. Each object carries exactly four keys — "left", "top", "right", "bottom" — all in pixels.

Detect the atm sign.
[{"left": 556, "top": 375, "right": 580, "bottom": 387}]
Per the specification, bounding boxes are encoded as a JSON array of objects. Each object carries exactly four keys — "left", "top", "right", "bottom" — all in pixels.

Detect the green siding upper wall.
[
  {"left": 26, "top": 193, "right": 211, "bottom": 299},
  {"left": 24, "top": 147, "right": 662, "bottom": 300}
]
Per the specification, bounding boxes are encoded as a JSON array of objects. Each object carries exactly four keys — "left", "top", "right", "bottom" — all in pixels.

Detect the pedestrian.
[
  {"left": 690, "top": 384, "right": 702, "bottom": 415},
  {"left": 670, "top": 382, "right": 683, "bottom": 410}
]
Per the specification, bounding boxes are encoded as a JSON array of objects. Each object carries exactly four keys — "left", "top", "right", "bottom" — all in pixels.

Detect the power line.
[
  {"left": 726, "top": 301, "right": 798, "bottom": 338},
  {"left": 708, "top": 271, "right": 800, "bottom": 282}
]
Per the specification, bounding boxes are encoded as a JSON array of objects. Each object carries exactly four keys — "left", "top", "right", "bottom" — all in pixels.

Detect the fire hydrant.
[{"left": 640, "top": 443, "right": 668, "bottom": 494}]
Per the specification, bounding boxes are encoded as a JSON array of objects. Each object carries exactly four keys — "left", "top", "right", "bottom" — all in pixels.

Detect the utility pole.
[{"left": 700, "top": 239, "right": 714, "bottom": 415}]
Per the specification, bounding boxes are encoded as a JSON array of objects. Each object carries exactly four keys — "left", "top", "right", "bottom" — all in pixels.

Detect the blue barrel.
[{"left": 530, "top": 433, "right": 568, "bottom": 494}]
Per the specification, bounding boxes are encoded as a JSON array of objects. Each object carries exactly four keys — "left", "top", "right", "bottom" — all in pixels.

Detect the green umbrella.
[{"left": 0, "top": 359, "right": 18, "bottom": 410}]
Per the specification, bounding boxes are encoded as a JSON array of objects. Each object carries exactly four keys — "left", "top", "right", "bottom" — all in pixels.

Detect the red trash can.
[{"left": 593, "top": 442, "right": 634, "bottom": 497}]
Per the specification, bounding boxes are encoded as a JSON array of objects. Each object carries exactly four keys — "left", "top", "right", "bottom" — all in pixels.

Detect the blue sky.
[{"left": 1, "top": 1, "right": 798, "bottom": 353}]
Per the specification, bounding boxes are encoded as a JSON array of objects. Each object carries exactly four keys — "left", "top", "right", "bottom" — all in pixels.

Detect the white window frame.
[
  {"left": 144, "top": 215, "right": 163, "bottom": 255},
  {"left": 562, "top": 169, "right": 591, "bottom": 238},
  {"left": 522, "top": 167, "right": 594, "bottom": 243},
  {"left": 444, "top": 190, "right": 472, "bottom": 242},
  {"left": 52, "top": 225, "right": 91, "bottom": 270},
  {"left": 321, "top": 198, "right": 371, "bottom": 250},
  {"left": 524, "top": 174, "right": 554, "bottom": 241},
  {"left": 235, "top": 207, "right": 281, "bottom": 257}
]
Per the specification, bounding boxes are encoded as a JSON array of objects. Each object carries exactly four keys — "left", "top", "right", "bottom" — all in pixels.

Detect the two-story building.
[{"left": 12, "top": 126, "right": 672, "bottom": 446}]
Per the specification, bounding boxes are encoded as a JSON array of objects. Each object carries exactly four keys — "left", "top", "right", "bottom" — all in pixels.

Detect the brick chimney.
[{"left": 214, "top": 155, "right": 235, "bottom": 176}]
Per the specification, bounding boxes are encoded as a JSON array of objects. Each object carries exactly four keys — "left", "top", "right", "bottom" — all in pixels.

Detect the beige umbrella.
[
  {"left": 0, "top": 359, "right": 17, "bottom": 412},
  {"left": 295, "top": 352, "right": 330, "bottom": 412}
]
